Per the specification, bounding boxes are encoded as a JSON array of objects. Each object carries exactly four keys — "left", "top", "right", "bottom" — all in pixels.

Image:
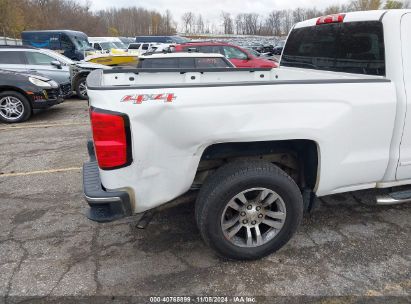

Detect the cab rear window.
[{"left": 281, "top": 21, "right": 385, "bottom": 76}]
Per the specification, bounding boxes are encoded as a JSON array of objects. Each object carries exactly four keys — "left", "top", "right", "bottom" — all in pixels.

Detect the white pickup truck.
[{"left": 83, "top": 10, "right": 411, "bottom": 260}]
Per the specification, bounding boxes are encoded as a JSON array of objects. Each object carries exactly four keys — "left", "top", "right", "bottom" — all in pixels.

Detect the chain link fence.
[{"left": 0, "top": 36, "right": 22, "bottom": 45}]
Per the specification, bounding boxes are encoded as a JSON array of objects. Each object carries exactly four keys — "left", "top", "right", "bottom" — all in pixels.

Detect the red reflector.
[
  {"left": 90, "top": 109, "right": 131, "bottom": 170},
  {"left": 316, "top": 14, "right": 345, "bottom": 25}
]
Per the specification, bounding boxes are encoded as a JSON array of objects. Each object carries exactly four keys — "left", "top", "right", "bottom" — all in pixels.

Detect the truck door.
[{"left": 396, "top": 13, "right": 411, "bottom": 180}]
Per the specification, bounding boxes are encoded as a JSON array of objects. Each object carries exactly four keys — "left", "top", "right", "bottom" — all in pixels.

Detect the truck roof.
[{"left": 294, "top": 9, "right": 411, "bottom": 29}]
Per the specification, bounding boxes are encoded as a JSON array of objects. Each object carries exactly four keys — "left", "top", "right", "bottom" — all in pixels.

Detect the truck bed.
[{"left": 87, "top": 67, "right": 396, "bottom": 213}]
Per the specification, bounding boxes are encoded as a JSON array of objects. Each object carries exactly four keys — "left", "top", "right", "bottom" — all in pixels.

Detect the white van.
[
  {"left": 127, "top": 43, "right": 172, "bottom": 55},
  {"left": 88, "top": 37, "right": 127, "bottom": 52}
]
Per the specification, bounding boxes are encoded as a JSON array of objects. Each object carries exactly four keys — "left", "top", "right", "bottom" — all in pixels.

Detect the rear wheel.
[
  {"left": 0, "top": 91, "right": 31, "bottom": 123},
  {"left": 75, "top": 76, "right": 88, "bottom": 100},
  {"left": 195, "top": 160, "right": 303, "bottom": 260}
]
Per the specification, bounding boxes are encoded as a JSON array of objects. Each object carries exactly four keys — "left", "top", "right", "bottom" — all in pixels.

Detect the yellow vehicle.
[{"left": 85, "top": 53, "right": 138, "bottom": 66}]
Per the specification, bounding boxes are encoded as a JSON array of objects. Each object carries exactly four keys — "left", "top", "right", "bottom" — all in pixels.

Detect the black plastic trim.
[
  {"left": 89, "top": 107, "right": 133, "bottom": 171},
  {"left": 87, "top": 77, "right": 391, "bottom": 91},
  {"left": 83, "top": 156, "right": 132, "bottom": 222},
  {"left": 106, "top": 67, "right": 273, "bottom": 74},
  {"left": 379, "top": 11, "right": 388, "bottom": 22}
]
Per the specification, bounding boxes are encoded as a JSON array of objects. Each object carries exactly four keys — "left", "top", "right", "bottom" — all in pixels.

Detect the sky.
[{"left": 79, "top": 0, "right": 350, "bottom": 24}]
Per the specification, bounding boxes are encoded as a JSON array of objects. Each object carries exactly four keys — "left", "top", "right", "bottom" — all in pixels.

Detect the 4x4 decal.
[{"left": 121, "top": 93, "right": 176, "bottom": 104}]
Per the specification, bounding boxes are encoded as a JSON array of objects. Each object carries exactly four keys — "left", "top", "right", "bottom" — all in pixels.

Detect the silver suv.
[{"left": 0, "top": 46, "right": 73, "bottom": 96}]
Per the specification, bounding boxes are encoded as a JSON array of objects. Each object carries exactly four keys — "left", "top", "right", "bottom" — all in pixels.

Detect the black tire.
[
  {"left": 0, "top": 91, "right": 32, "bottom": 123},
  {"left": 195, "top": 160, "right": 303, "bottom": 260},
  {"left": 75, "top": 76, "right": 88, "bottom": 100}
]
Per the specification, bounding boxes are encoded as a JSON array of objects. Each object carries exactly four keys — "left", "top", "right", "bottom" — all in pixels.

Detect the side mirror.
[{"left": 51, "top": 60, "right": 62, "bottom": 69}]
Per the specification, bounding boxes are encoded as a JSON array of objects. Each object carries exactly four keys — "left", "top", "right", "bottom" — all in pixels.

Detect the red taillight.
[
  {"left": 90, "top": 108, "right": 131, "bottom": 170},
  {"left": 316, "top": 14, "right": 345, "bottom": 25}
]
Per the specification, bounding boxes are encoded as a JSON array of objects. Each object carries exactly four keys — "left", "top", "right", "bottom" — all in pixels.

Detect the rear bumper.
[{"left": 83, "top": 141, "right": 132, "bottom": 222}]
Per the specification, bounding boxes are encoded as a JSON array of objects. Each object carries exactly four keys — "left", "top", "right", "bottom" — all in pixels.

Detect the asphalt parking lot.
[{"left": 0, "top": 99, "right": 410, "bottom": 302}]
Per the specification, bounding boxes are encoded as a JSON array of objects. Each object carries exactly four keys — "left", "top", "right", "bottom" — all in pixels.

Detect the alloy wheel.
[{"left": 221, "top": 188, "right": 287, "bottom": 248}]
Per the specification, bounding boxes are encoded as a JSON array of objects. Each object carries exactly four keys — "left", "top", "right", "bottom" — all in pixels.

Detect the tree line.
[
  {"left": 0, "top": 0, "right": 410, "bottom": 39},
  {"left": 0, "top": 0, "right": 176, "bottom": 38},
  {"left": 182, "top": 0, "right": 411, "bottom": 36}
]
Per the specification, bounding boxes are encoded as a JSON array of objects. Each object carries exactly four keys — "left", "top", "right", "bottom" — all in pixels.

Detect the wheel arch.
[
  {"left": 0, "top": 86, "right": 31, "bottom": 101},
  {"left": 73, "top": 71, "right": 89, "bottom": 85},
  {"left": 196, "top": 139, "right": 320, "bottom": 192}
]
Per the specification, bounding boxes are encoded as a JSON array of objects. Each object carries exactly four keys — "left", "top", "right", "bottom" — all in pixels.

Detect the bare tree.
[
  {"left": 292, "top": 8, "right": 305, "bottom": 23},
  {"left": 4, "top": 0, "right": 409, "bottom": 40},
  {"left": 384, "top": 0, "right": 410, "bottom": 8},
  {"left": 221, "top": 11, "right": 234, "bottom": 34},
  {"left": 181, "top": 12, "right": 194, "bottom": 34},
  {"left": 350, "top": 0, "right": 382, "bottom": 10},
  {"left": 281, "top": 10, "right": 293, "bottom": 35},
  {"left": 196, "top": 14, "right": 204, "bottom": 33},
  {"left": 235, "top": 14, "right": 244, "bottom": 35},
  {"left": 266, "top": 11, "right": 282, "bottom": 36}
]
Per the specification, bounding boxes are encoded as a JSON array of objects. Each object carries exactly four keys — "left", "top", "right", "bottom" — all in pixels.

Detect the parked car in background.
[
  {"left": 70, "top": 61, "right": 111, "bottom": 100},
  {"left": 89, "top": 41, "right": 118, "bottom": 53},
  {"left": 21, "top": 30, "right": 94, "bottom": 61},
  {"left": 253, "top": 45, "right": 275, "bottom": 54},
  {"left": 137, "top": 53, "right": 235, "bottom": 69},
  {"left": 145, "top": 44, "right": 174, "bottom": 54},
  {"left": 119, "top": 37, "right": 135, "bottom": 45},
  {"left": 0, "top": 46, "right": 72, "bottom": 97},
  {"left": 127, "top": 42, "right": 161, "bottom": 55},
  {"left": 245, "top": 47, "right": 278, "bottom": 62},
  {"left": 174, "top": 42, "right": 278, "bottom": 68},
  {"left": 0, "top": 69, "right": 63, "bottom": 123},
  {"left": 135, "top": 36, "right": 190, "bottom": 44},
  {"left": 273, "top": 40, "right": 286, "bottom": 55},
  {"left": 89, "top": 37, "right": 127, "bottom": 52},
  {"left": 106, "top": 38, "right": 127, "bottom": 50}
]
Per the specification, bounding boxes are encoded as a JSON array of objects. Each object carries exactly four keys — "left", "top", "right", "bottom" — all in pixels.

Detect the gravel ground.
[{"left": 0, "top": 99, "right": 410, "bottom": 303}]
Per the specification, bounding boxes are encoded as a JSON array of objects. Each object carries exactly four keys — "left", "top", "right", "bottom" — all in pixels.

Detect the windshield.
[
  {"left": 73, "top": 36, "right": 93, "bottom": 51},
  {"left": 100, "top": 42, "right": 119, "bottom": 50},
  {"left": 246, "top": 48, "right": 260, "bottom": 57},
  {"left": 113, "top": 41, "right": 126, "bottom": 49}
]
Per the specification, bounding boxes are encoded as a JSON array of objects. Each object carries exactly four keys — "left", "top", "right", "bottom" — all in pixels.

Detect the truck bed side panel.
[{"left": 88, "top": 80, "right": 396, "bottom": 213}]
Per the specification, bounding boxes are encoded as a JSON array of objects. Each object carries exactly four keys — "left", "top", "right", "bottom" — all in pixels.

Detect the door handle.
[{"left": 29, "top": 69, "right": 37, "bottom": 72}]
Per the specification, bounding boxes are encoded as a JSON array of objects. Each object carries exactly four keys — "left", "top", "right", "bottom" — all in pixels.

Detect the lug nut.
[
  {"left": 240, "top": 212, "right": 246, "bottom": 217},
  {"left": 256, "top": 206, "right": 261, "bottom": 211},
  {"left": 251, "top": 221, "right": 257, "bottom": 225},
  {"left": 242, "top": 220, "right": 248, "bottom": 224},
  {"left": 247, "top": 205, "right": 252, "bottom": 210},
  {"left": 258, "top": 214, "right": 263, "bottom": 218}
]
